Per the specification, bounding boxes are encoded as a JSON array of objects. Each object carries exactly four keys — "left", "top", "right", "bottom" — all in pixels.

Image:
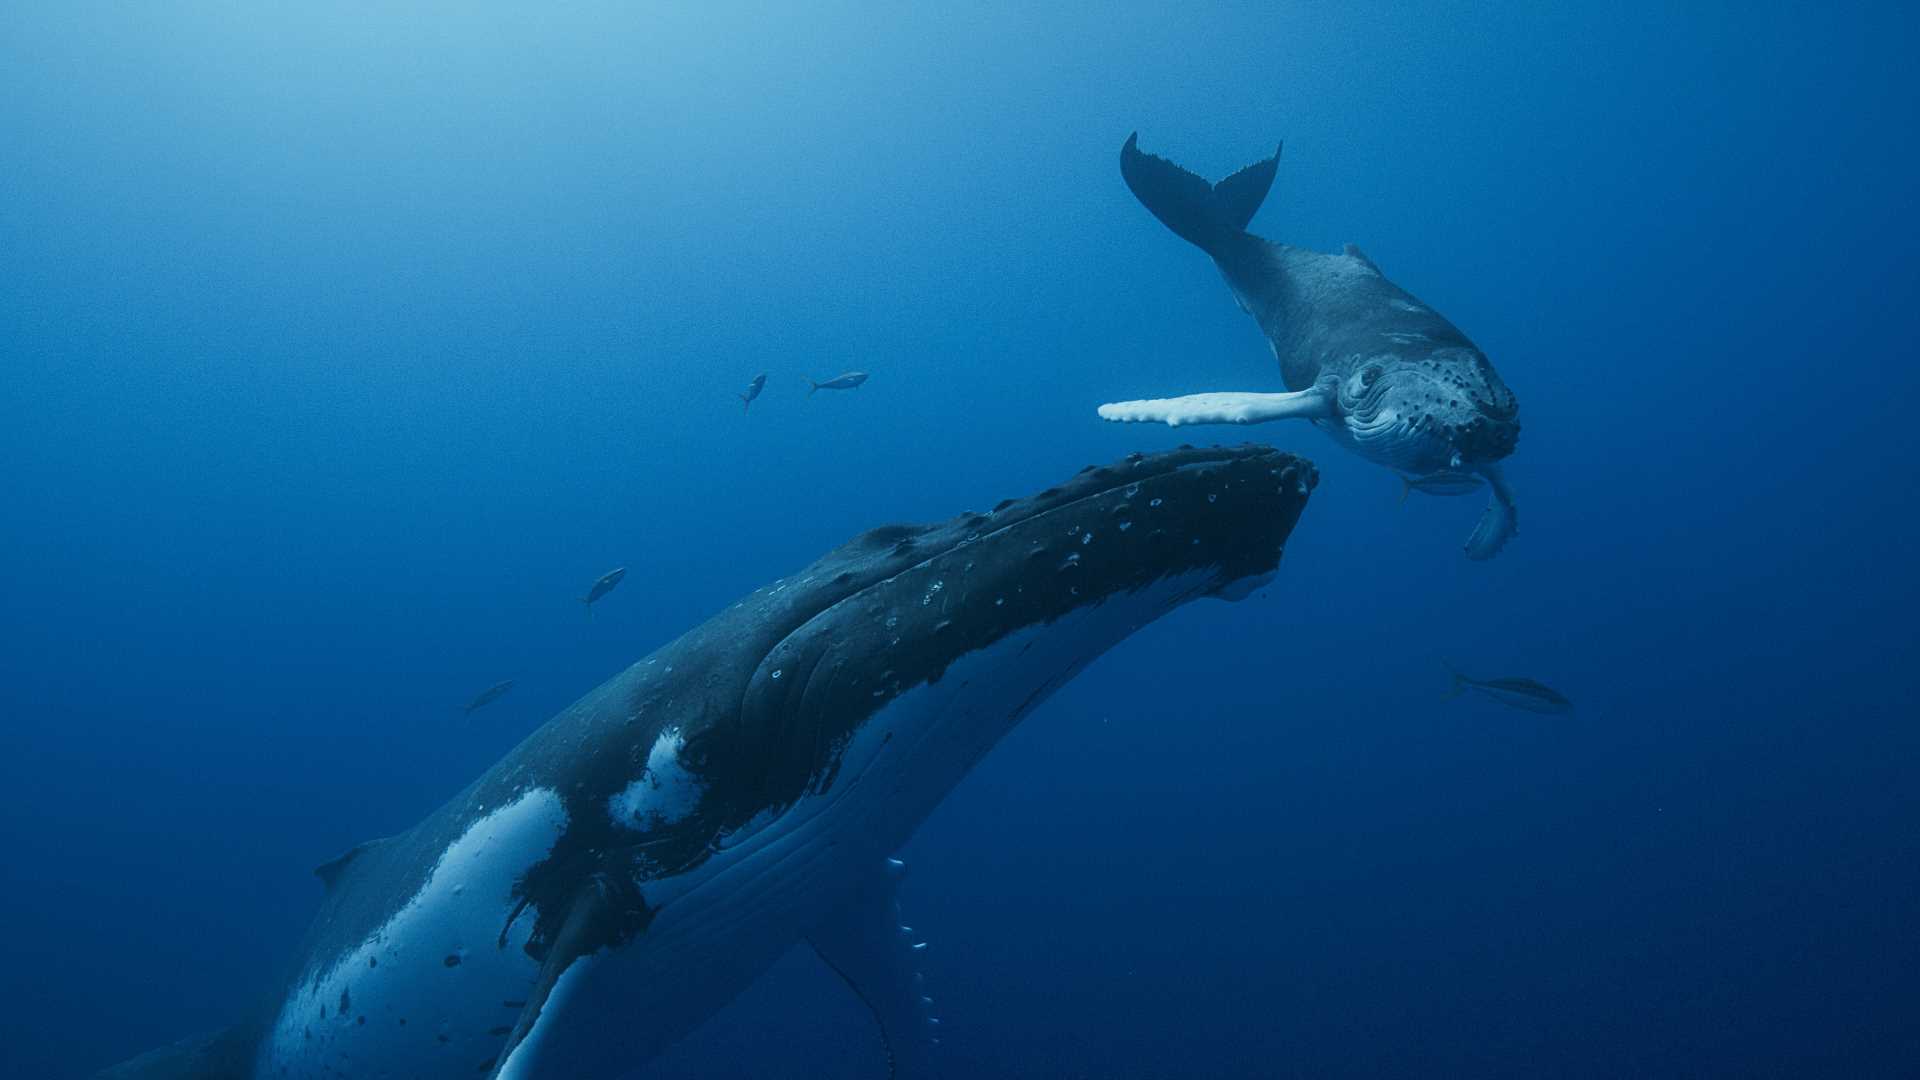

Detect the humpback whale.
[
  {"left": 1099, "top": 134, "right": 1523, "bottom": 559},
  {"left": 98, "top": 444, "right": 1316, "bottom": 1080}
]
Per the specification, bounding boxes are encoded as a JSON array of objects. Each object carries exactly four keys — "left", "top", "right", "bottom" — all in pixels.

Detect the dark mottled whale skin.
[
  {"left": 1099, "top": 134, "right": 1523, "bottom": 559},
  {"left": 97, "top": 444, "right": 1315, "bottom": 1080}
]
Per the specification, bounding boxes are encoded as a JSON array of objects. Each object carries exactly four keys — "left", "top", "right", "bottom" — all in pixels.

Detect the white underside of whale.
[{"left": 260, "top": 788, "right": 566, "bottom": 1079}]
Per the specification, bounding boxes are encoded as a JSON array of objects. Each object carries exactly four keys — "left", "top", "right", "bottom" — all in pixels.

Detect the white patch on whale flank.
[
  {"left": 608, "top": 726, "right": 705, "bottom": 829},
  {"left": 260, "top": 787, "right": 568, "bottom": 1079}
]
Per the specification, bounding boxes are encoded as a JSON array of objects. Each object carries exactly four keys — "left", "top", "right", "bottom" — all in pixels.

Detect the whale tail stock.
[{"left": 1119, "top": 132, "right": 1280, "bottom": 259}]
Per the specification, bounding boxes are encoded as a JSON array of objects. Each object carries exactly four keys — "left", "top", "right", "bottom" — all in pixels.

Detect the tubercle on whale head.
[
  {"left": 1333, "top": 349, "right": 1520, "bottom": 473},
  {"left": 716, "top": 443, "right": 1319, "bottom": 817}
]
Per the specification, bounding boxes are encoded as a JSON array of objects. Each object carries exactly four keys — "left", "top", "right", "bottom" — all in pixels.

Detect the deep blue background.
[{"left": 3, "top": 4, "right": 1916, "bottom": 1077}]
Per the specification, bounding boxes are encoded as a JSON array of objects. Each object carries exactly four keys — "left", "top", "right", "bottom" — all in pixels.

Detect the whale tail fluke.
[
  {"left": 1443, "top": 662, "right": 1468, "bottom": 701},
  {"left": 738, "top": 393, "right": 752, "bottom": 412},
  {"left": 1120, "top": 132, "right": 1280, "bottom": 257},
  {"left": 806, "top": 378, "right": 820, "bottom": 397}
]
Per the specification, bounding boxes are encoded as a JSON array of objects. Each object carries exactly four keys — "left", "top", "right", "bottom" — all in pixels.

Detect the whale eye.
[{"left": 1360, "top": 364, "right": 1383, "bottom": 388}]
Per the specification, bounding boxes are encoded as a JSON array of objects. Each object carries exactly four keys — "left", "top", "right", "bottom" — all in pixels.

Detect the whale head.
[
  {"left": 684, "top": 442, "right": 1321, "bottom": 851},
  {"left": 506, "top": 444, "right": 1318, "bottom": 967},
  {"left": 1330, "top": 346, "right": 1520, "bottom": 476}
]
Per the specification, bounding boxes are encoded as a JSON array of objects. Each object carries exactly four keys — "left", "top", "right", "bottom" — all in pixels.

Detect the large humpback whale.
[
  {"left": 99, "top": 444, "right": 1315, "bottom": 1080},
  {"left": 1099, "top": 134, "right": 1523, "bottom": 559}
]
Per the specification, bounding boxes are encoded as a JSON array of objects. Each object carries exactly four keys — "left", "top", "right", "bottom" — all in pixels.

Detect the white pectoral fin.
[
  {"left": 1464, "top": 464, "right": 1518, "bottom": 561},
  {"left": 1096, "top": 386, "right": 1335, "bottom": 427},
  {"left": 488, "top": 888, "right": 610, "bottom": 1080},
  {"left": 807, "top": 858, "right": 940, "bottom": 1078}
]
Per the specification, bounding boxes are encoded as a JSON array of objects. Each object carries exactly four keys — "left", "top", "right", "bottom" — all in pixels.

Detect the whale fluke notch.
[{"left": 313, "top": 837, "right": 387, "bottom": 892}]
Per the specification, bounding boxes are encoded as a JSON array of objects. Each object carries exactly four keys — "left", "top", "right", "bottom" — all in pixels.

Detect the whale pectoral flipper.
[
  {"left": 486, "top": 881, "right": 629, "bottom": 1080},
  {"left": 1096, "top": 385, "right": 1335, "bottom": 428},
  {"left": 807, "top": 858, "right": 939, "bottom": 1079},
  {"left": 1464, "top": 463, "right": 1519, "bottom": 561}
]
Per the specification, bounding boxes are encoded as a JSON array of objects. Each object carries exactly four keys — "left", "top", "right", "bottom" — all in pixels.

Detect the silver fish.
[
  {"left": 461, "top": 679, "right": 514, "bottom": 717},
  {"left": 1446, "top": 665, "right": 1572, "bottom": 715},
  {"left": 806, "top": 371, "right": 869, "bottom": 396},
  {"left": 580, "top": 567, "right": 627, "bottom": 617},
  {"left": 1398, "top": 469, "right": 1486, "bottom": 503},
  {"left": 738, "top": 372, "right": 767, "bottom": 412}
]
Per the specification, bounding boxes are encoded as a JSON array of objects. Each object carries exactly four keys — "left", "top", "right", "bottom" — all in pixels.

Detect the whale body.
[
  {"left": 1099, "top": 134, "right": 1523, "bottom": 559},
  {"left": 98, "top": 444, "right": 1315, "bottom": 1080}
]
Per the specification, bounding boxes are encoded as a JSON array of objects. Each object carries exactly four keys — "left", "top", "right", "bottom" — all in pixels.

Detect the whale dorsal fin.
[
  {"left": 1342, "top": 243, "right": 1382, "bottom": 274},
  {"left": 313, "top": 837, "right": 387, "bottom": 891}
]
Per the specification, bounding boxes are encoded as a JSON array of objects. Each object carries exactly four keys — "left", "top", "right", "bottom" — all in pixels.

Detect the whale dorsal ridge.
[{"left": 313, "top": 837, "right": 388, "bottom": 891}]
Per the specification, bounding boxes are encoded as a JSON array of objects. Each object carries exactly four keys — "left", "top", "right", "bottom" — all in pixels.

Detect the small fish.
[
  {"left": 1398, "top": 469, "right": 1485, "bottom": 504},
  {"left": 1445, "top": 664, "right": 1573, "bottom": 715},
  {"left": 806, "top": 371, "right": 869, "bottom": 396},
  {"left": 462, "top": 680, "right": 514, "bottom": 717},
  {"left": 580, "top": 567, "right": 627, "bottom": 618},
  {"left": 737, "top": 373, "right": 767, "bottom": 412}
]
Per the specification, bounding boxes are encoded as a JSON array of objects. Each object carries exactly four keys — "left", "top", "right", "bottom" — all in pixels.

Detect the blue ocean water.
[{"left": 3, "top": 4, "right": 1916, "bottom": 1077}]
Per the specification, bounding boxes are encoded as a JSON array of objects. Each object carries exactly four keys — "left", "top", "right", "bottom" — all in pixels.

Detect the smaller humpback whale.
[
  {"left": 807, "top": 371, "right": 869, "bottom": 396},
  {"left": 578, "top": 567, "right": 626, "bottom": 615},
  {"left": 1098, "top": 134, "right": 1524, "bottom": 559},
  {"left": 462, "top": 680, "right": 515, "bottom": 717},
  {"left": 737, "top": 373, "right": 767, "bottom": 412}
]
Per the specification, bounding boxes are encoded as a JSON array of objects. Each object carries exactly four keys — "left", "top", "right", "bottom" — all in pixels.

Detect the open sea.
[{"left": 2, "top": 4, "right": 1915, "bottom": 1078}]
